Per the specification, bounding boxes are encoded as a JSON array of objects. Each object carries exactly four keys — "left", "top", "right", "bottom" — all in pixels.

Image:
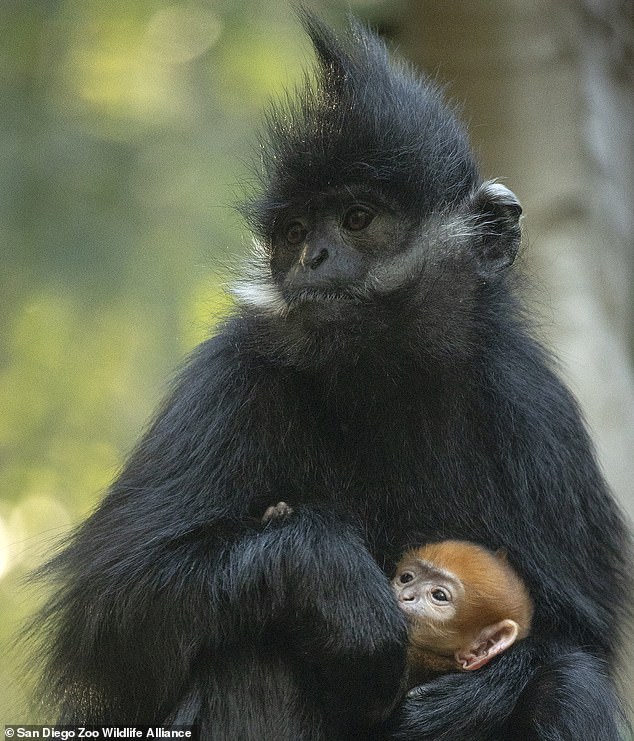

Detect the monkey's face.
[
  {"left": 267, "top": 188, "right": 415, "bottom": 316},
  {"left": 235, "top": 180, "right": 521, "bottom": 336}
]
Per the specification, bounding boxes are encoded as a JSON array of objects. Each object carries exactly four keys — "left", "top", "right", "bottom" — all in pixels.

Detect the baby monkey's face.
[{"left": 392, "top": 557, "right": 465, "bottom": 625}]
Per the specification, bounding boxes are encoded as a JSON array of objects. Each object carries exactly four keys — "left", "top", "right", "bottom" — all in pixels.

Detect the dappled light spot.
[
  {"left": 145, "top": 5, "right": 223, "bottom": 65},
  {"left": 7, "top": 495, "right": 73, "bottom": 575},
  {"left": 0, "top": 515, "right": 9, "bottom": 581}
]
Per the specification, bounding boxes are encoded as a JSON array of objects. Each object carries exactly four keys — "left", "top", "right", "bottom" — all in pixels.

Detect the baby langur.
[{"left": 393, "top": 540, "right": 533, "bottom": 687}]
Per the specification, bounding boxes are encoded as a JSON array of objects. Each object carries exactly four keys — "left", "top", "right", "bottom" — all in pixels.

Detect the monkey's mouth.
[{"left": 284, "top": 286, "right": 366, "bottom": 308}]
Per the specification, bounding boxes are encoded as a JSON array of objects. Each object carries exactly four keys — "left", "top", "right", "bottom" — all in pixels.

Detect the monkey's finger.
[
  {"left": 262, "top": 505, "right": 277, "bottom": 521},
  {"left": 407, "top": 684, "right": 431, "bottom": 699}
]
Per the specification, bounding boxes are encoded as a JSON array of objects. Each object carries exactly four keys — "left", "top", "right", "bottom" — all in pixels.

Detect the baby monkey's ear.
[
  {"left": 455, "top": 618, "right": 520, "bottom": 671},
  {"left": 468, "top": 181, "right": 522, "bottom": 277}
]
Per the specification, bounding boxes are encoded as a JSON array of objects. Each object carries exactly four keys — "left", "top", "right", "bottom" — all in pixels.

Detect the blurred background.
[{"left": 1, "top": 0, "right": 632, "bottom": 725}]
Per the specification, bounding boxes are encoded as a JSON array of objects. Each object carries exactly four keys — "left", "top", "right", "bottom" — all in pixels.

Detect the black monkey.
[{"left": 35, "top": 14, "right": 630, "bottom": 740}]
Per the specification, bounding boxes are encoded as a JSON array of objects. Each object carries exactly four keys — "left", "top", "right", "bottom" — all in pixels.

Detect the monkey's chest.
[{"left": 305, "top": 413, "right": 492, "bottom": 550}]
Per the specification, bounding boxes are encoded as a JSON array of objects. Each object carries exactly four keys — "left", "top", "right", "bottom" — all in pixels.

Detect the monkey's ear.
[
  {"left": 468, "top": 181, "right": 522, "bottom": 276},
  {"left": 455, "top": 619, "right": 519, "bottom": 671}
]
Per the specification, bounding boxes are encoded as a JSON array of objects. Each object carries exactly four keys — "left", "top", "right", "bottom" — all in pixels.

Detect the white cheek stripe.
[
  {"left": 231, "top": 279, "right": 288, "bottom": 315},
  {"left": 230, "top": 238, "right": 289, "bottom": 316}
]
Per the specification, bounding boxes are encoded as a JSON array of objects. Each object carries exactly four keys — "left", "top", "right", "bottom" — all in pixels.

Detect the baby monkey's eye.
[
  {"left": 431, "top": 588, "right": 450, "bottom": 603},
  {"left": 399, "top": 571, "right": 414, "bottom": 584},
  {"left": 342, "top": 206, "right": 374, "bottom": 231}
]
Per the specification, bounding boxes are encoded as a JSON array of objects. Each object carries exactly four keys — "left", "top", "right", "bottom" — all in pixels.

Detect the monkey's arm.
[
  {"left": 162, "top": 514, "right": 408, "bottom": 734},
  {"left": 37, "top": 333, "right": 406, "bottom": 725},
  {"left": 212, "top": 506, "right": 408, "bottom": 726},
  {"left": 377, "top": 637, "right": 625, "bottom": 741},
  {"left": 47, "top": 508, "right": 405, "bottom": 725}
]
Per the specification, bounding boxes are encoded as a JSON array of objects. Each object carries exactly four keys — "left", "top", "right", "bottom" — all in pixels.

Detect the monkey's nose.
[
  {"left": 399, "top": 590, "right": 416, "bottom": 602},
  {"left": 309, "top": 247, "right": 329, "bottom": 270},
  {"left": 299, "top": 242, "right": 330, "bottom": 270}
]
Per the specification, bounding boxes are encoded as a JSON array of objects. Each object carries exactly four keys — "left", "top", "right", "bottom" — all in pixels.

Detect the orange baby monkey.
[{"left": 393, "top": 540, "right": 533, "bottom": 687}]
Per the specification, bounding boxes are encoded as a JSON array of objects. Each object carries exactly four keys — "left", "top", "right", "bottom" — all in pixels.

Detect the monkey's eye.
[
  {"left": 399, "top": 571, "right": 414, "bottom": 584},
  {"left": 285, "top": 220, "right": 308, "bottom": 246},
  {"left": 431, "top": 588, "right": 450, "bottom": 603},
  {"left": 342, "top": 206, "right": 374, "bottom": 232}
]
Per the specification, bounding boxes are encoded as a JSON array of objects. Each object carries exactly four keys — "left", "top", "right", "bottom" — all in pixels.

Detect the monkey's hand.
[
  {"left": 261, "top": 500, "right": 294, "bottom": 522},
  {"left": 377, "top": 640, "right": 531, "bottom": 740},
  {"left": 381, "top": 670, "right": 499, "bottom": 741},
  {"left": 378, "top": 638, "right": 623, "bottom": 741}
]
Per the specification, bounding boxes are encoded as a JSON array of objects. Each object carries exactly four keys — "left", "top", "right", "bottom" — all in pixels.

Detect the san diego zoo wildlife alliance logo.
[{"left": 4, "top": 728, "right": 197, "bottom": 740}]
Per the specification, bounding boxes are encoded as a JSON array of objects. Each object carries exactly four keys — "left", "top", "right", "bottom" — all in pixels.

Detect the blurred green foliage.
[{"left": 0, "top": 0, "right": 392, "bottom": 722}]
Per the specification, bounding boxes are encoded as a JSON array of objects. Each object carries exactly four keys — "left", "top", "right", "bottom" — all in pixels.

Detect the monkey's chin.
[{"left": 284, "top": 288, "right": 365, "bottom": 326}]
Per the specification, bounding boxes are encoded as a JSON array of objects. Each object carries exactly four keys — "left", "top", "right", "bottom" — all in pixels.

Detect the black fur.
[
  {"left": 505, "top": 650, "right": 629, "bottom": 741},
  {"left": 244, "top": 14, "right": 478, "bottom": 236},
  {"left": 33, "top": 14, "right": 630, "bottom": 740}
]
